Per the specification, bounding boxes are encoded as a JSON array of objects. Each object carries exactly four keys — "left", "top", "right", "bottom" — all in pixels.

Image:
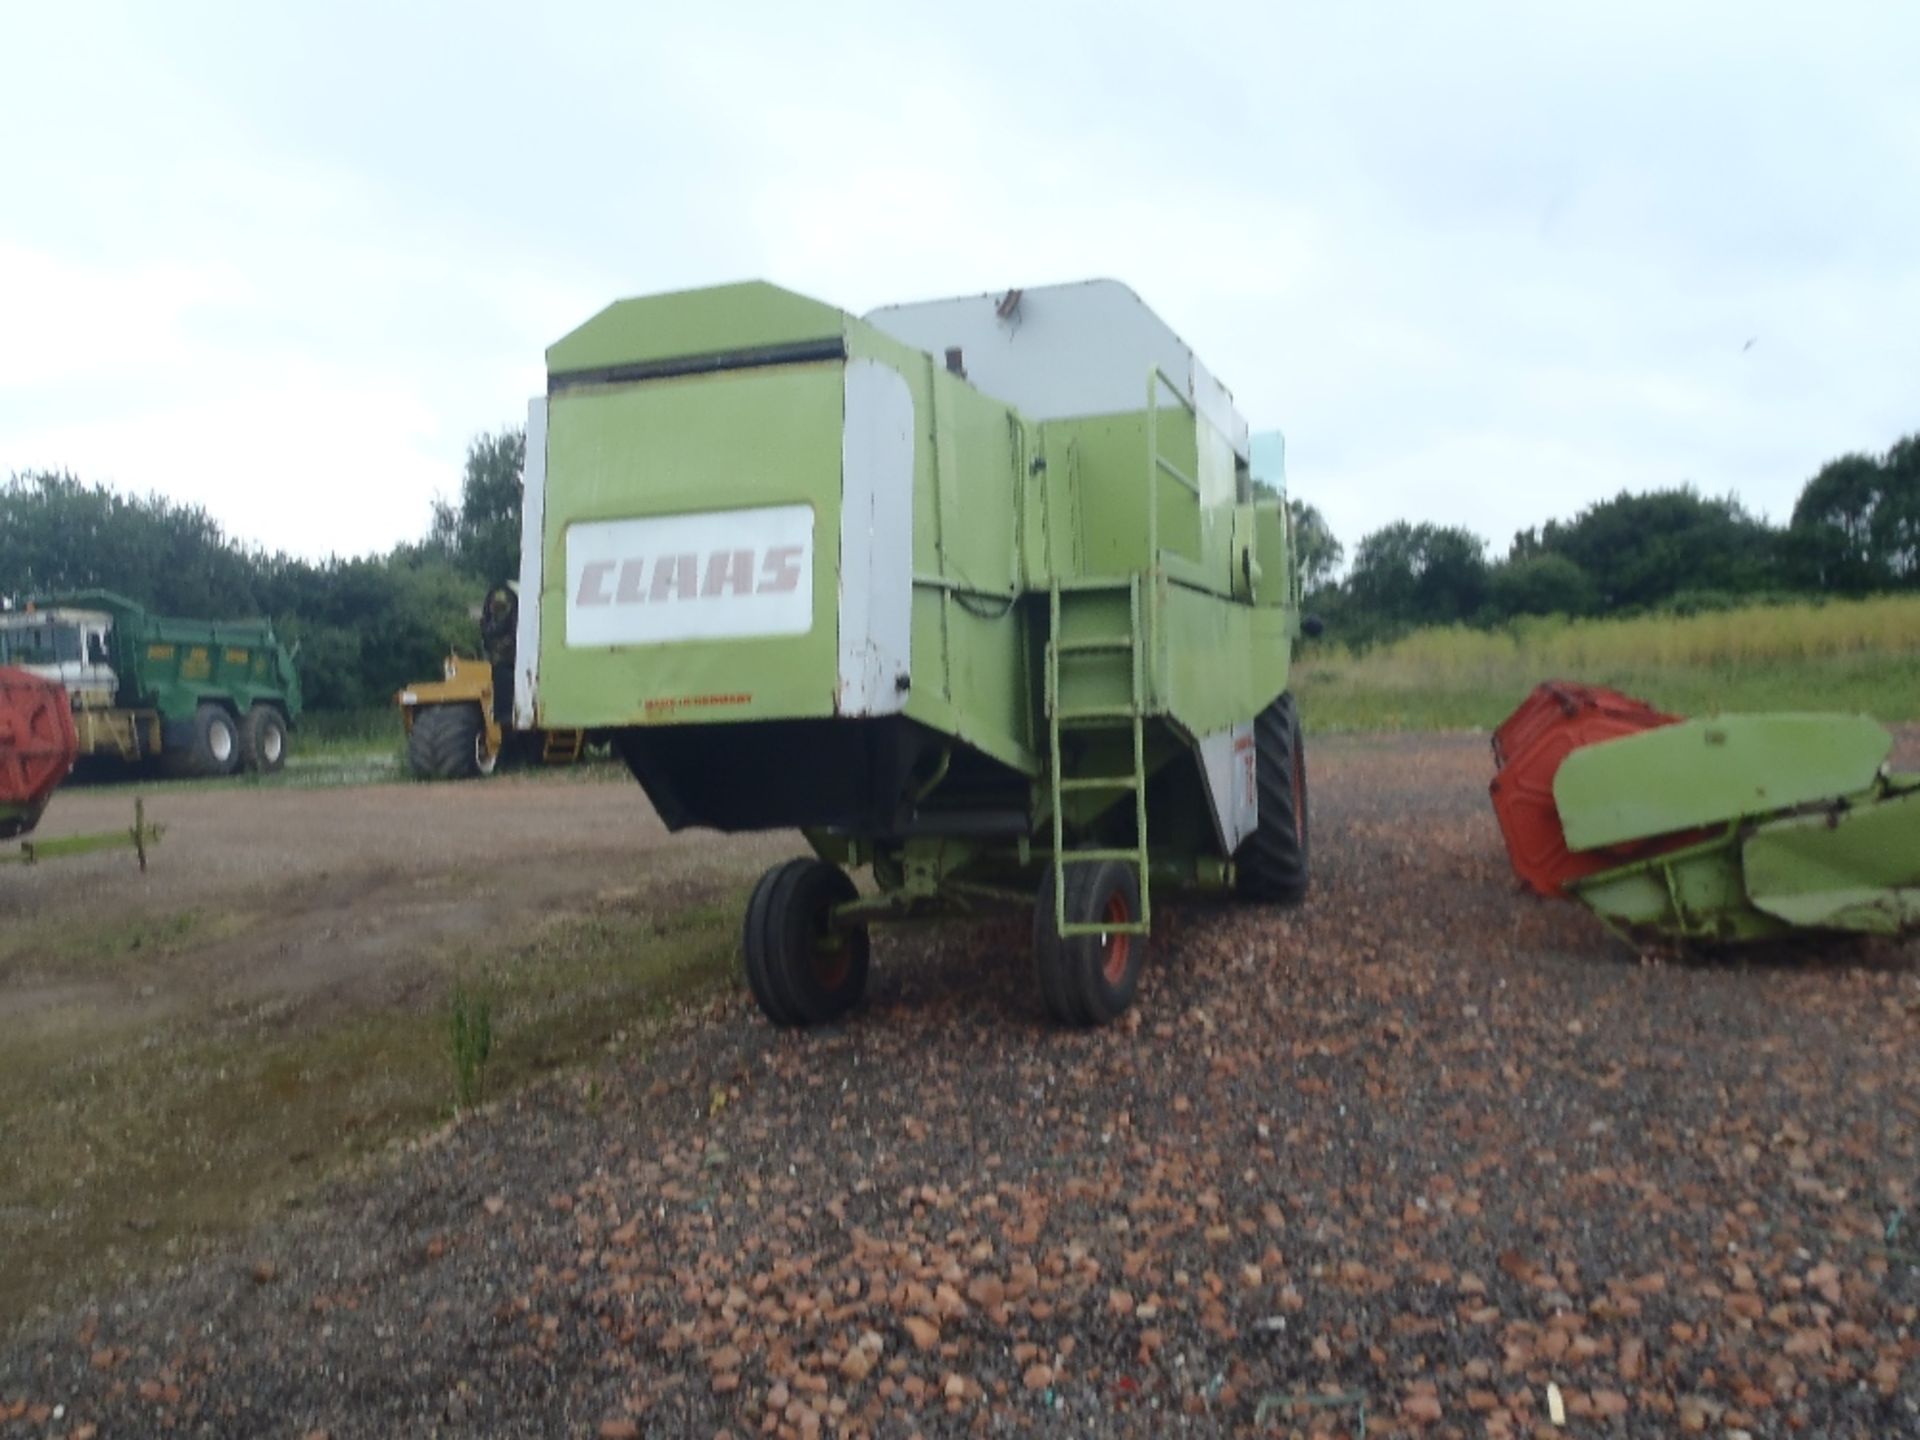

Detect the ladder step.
[
  {"left": 1058, "top": 776, "right": 1138, "bottom": 793},
  {"left": 1060, "top": 920, "right": 1150, "bottom": 937},
  {"left": 1056, "top": 705, "right": 1139, "bottom": 724},
  {"left": 1056, "top": 634, "right": 1134, "bottom": 655},
  {"left": 1061, "top": 848, "right": 1148, "bottom": 866}
]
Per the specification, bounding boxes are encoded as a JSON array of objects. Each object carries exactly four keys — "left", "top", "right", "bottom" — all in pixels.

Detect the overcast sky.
[{"left": 3, "top": 1, "right": 1916, "bottom": 564}]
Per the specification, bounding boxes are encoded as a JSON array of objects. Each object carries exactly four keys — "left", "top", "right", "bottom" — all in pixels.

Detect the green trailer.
[
  {"left": 0, "top": 591, "right": 302, "bottom": 777},
  {"left": 516, "top": 280, "right": 1310, "bottom": 1026}
]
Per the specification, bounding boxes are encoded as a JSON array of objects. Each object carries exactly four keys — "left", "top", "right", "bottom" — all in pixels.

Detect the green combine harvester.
[
  {"left": 1491, "top": 682, "right": 1920, "bottom": 944},
  {"left": 515, "top": 280, "right": 1311, "bottom": 1025}
]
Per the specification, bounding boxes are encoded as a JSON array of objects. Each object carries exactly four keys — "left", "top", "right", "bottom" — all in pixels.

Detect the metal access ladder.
[{"left": 1044, "top": 574, "right": 1151, "bottom": 938}]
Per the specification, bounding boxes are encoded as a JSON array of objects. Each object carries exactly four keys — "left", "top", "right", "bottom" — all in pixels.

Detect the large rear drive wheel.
[
  {"left": 168, "top": 703, "right": 241, "bottom": 778},
  {"left": 240, "top": 705, "right": 288, "bottom": 775},
  {"left": 1236, "top": 691, "right": 1310, "bottom": 904},
  {"left": 1034, "top": 858, "right": 1147, "bottom": 1027},
  {"left": 742, "top": 859, "right": 869, "bottom": 1027},
  {"left": 406, "top": 703, "right": 491, "bottom": 780}
]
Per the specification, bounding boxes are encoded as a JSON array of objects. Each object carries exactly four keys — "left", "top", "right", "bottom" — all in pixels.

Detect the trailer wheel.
[
  {"left": 406, "top": 703, "right": 489, "bottom": 780},
  {"left": 169, "top": 702, "right": 241, "bottom": 778},
  {"left": 1034, "top": 858, "right": 1147, "bottom": 1027},
  {"left": 742, "top": 859, "right": 869, "bottom": 1027},
  {"left": 240, "top": 705, "right": 288, "bottom": 775},
  {"left": 1236, "top": 691, "right": 1310, "bottom": 904}
]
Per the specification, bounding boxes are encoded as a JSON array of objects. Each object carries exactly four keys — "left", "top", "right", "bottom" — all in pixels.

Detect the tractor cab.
[{"left": 0, "top": 607, "right": 119, "bottom": 708}]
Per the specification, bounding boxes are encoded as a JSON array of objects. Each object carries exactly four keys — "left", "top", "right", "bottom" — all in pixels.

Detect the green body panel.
[
  {"left": 1742, "top": 782, "right": 1920, "bottom": 934},
  {"left": 43, "top": 590, "right": 302, "bottom": 726},
  {"left": 1554, "top": 713, "right": 1891, "bottom": 852},
  {"left": 537, "top": 362, "right": 846, "bottom": 726}
]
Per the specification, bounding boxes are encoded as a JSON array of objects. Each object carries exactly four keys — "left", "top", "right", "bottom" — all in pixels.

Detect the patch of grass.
[
  {"left": 299, "top": 707, "right": 404, "bottom": 759},
  {"left": 1301, "top": 595, "right": 1920, "bottom": 732},
  {"left": 0, "top": 884, "right": 747, "bottom": 1331},
  {"left": 447, "top": 982, "right": 494, "bottom": 1110}
]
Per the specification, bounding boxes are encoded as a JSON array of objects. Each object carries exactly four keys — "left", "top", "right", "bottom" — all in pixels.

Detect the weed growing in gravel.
[{"left": 448, "top": 983, "right": 495, "bottom": 1110}]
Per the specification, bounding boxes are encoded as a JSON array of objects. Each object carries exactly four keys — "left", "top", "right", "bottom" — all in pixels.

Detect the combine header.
[
  {"left": 0, "top": 667, "right": 77, "bottom": 840},
  {"left": 1491, "top": 682, "right": 1920, "bottom": 943},
  {"left": 516, "top": 280, "right": 1311, "bottom": 1025},
  {"left": 0, "top": 665, "right": 159, "bottom": 867}
]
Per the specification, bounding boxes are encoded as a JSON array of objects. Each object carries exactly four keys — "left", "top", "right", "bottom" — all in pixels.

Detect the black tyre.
[
  {"left": 741, "top": 859, "right": 869, "bottom": 1027},
  {"left": 1034, "top": 858, "right": 1147, "bottom": 1027},
  {"left": 167, "top": 703, "right": 241, "bottom": 778},
  {"left": 406, "top": 703, "right": 491, "bottom": 780},
  {"left": 240, "top": 705, "right": 289, "bottom": 775},
  {"left": 1236, "top": 691, "right": 1310, "bottom": 904}
]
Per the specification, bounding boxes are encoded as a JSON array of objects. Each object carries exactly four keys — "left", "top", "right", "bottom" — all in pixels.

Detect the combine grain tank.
[
  {"left": 516, "top": 280, "right": 1311, "bottom": 1025},
  {"left": 1491, "top": 682, "right": 1920, "bottom": 942}
]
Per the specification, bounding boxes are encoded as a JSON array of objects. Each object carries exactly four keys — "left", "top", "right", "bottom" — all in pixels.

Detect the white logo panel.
[{"left": 565, "top": 504, "right": 814, "bottom": 647}]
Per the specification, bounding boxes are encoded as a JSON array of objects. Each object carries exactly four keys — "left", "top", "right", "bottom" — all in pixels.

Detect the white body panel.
[
  {"left": 564, "top": 504, "right": 815, "bottom": 647},
  {"left": 865, "top": 279, "right": 1249, "bottom": 461},
  {"left": 1196, "top": 721, "right": 1259, "bottom": 854},
  {"left": 512, "top": 397, "right": 547, "bottom": 729},
  {"left": 836, "top": 358, "right": 915, "bottom": 716}
]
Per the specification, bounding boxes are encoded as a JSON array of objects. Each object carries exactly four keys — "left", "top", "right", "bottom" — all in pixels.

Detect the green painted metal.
[
  {"left": 1548, "top": 705, "right": 1920, "bottom": 945},
  {"left": 1554, "top": 713, "right": 1891, "bottom": 852},
  {"left": 1743, "top": 781, "right": 1920, "bottom": 934},
  {"left": 531, "top": 280, "right": 1300, "bottom": 945}
]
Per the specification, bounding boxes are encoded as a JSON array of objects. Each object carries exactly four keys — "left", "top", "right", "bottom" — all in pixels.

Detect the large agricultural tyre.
[
  {"left": 742, "top": 858, "right": 870, "bottom": 1027},
  {"left": 1033, "top": 857, "right": 1148, "bottom": 1027},
  {"left": 239, "top": 704, "right": 289, "bottom": 775},
  {"left": 166, "top": 702, "right": 242, "bottom": 778},
  {"left": 1236, "top": 691, "right": 1310, "bottom": 904},
  {"left": 406, "top": 702, "right": 495, "bottom": 780}
]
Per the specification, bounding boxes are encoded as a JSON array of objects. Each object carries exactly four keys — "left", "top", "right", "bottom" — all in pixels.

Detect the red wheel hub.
[{"left": 1100, "top": 891, "right": 1132, "bottom": 985}]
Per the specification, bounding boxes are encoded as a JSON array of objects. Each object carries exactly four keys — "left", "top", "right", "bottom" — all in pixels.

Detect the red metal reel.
[
  {"left": 1488, "top": 681, "right": 1682, "bottom": 897},
  {"left": 0, "top": 666, "right": 79, "bottom": 834}
]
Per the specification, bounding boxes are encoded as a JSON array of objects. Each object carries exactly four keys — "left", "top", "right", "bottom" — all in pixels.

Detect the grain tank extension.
[{"left": 518, "top": 281, "right": 1310, "bottom": 1025}]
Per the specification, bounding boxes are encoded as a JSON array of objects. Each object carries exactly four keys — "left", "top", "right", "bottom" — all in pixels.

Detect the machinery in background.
[
  {"left": 396, "top": 583, "right": 588, "bottom": 779},
  {"left": 0, "top": 592, "right": 301, "bottom": 777},
  {"left": 1, "top": 665, "right": 160, "bottom": 868}
]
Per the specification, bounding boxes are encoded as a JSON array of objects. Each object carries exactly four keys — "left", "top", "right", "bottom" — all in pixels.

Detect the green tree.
[
  {"left": 1532, "top": 488, "right": 1774, "bottom": 610},
  {"left": 1345, "top": 521, "right": 1490, "bottom": 630},
  {"left": 1487, "top": 552, "right": 1599, "bottom": 619},
  {"left": 1287, "top": 499, "right": 1344, "bottom": 593},
  {"left": 430, "top": 428, "right": 525, "bottom": 583}
]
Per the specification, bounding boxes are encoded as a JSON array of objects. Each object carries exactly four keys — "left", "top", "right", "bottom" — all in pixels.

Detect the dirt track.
[
  {"left": 1, "top": 736, "right": 1916, "bottom": 1438},
  {"left": 1, "top": 769, "right": 790, "bottom": 1024}
]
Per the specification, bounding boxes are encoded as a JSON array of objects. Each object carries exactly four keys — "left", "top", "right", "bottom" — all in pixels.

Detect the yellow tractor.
[{"left": 397, "top": 584, "right": 586, "bottom": 780}]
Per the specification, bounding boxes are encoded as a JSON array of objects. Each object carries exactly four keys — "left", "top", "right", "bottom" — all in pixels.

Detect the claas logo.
[{"left": 574, "top": 547, "right": 805, "bottom": 607}]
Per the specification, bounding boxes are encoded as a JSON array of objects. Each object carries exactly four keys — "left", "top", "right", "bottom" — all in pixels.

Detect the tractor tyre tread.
[
  {"left": 743, "top": 858, "right": 868, "bottom": 1027},
  {"left": 1034, "top": 858, "right": 1146, "bottom": 1027},
  {"left": 1236, "top": 692, "right": 1311, "bottom": 904},
  {"left": 239, "top": 705, "right": 288, "bottom": 775},
  {"left": 407, "top": 703, "right": 484, "bottom": 781}
]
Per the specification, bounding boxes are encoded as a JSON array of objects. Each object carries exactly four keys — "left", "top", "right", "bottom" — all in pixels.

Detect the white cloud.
[{"left": 1, "top": 0, "right": 1915, "bottom": 567}]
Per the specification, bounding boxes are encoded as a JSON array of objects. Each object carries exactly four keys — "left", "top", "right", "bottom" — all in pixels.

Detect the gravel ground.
[{"left": 2, "top": 733, "right": 1916, "bottom": 1439}]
